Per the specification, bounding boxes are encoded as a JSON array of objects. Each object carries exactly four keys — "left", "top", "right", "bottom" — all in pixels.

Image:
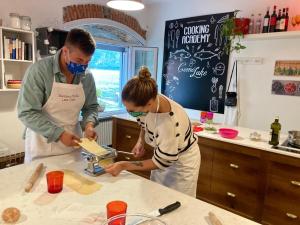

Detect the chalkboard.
[{"left": 161, "top": 12, "right": 234, "bottom": 114}]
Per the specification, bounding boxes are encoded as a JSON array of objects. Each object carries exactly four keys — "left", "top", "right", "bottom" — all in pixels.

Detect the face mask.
[
  {"left": 67, "top": 61, "right": 88, "bottom": 76},
  {"left": 66, "top": 51, "right": 88, "bottom": 76},
  {"left": 128, "top": 111, "right": 147, "bottom": 117}
]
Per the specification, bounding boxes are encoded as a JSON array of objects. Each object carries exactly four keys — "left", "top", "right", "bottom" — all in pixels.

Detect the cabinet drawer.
[
  {"left": 213, "top": 148, "right": 261, "bottom": 186},
  {"left": 115, "top": 125, "right": 140, "bottom": 152},
  {"left": 262, "top": 204, "right": 300, "bottom": 225},
  {"left": 266, "top": 175, "right": 300, "bottom": 199},
  {"left": 211, "top": 176, "right": 261, "bottom": 219},
  {"left": 269, "top": 162, "right": 300, "bottom": 181}
]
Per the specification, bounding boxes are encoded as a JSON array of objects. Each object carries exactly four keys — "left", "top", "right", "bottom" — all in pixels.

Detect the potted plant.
[{"left": 221, "top": 10, "right": 248, "bottom": 54}]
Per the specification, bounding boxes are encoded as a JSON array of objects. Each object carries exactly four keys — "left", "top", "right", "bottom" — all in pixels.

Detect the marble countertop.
[
  {"left": 112, "top": 114, "right": 300, "bottom": 159},
  {"left": 0, "top": 152, "right": 259, "bottom": 225}
]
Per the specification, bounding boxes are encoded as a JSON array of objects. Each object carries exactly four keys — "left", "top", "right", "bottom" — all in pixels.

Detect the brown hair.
[
  {"left": 122, "top": 66, "right": 158, "bottom": 106},
  {"left": 65, "top": 28, "right": 96, "bottom": 56}
]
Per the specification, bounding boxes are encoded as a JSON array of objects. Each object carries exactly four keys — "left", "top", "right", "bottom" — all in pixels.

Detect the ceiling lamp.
[{"left": 106, "top": 0, "right": 145, "bottom": 11}]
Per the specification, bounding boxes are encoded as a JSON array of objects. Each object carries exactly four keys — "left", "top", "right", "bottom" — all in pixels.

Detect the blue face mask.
[
  {"left": 128, "top": 112, "right": 147, "bottom": 117},
  {"left": 67, "top": 61, "right": 88, "bottom": 76}
]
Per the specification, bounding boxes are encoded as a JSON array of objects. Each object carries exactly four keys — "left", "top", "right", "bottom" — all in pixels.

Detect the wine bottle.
[
  {"left": 262, "top": 7, "right": 270, "bottom": 33},
  {"left": 275, "top": 9, "right": 282, "bottom": 32},
  {"left": 285, "top": 7, "right": 289, "bottom": 31},
  {"left": 279, "top": 8, "right": 286, "bottom": 32},
  {"left": 269, "top": 5, "right": 277, "bottom": 32}
]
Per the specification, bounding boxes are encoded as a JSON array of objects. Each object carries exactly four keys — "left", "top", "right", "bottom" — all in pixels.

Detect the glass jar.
[
  {"left": 209, "top": 97, "right": 219, "bottom": 113},
  {"left": 9, "top": 13, "right": 21, "bottom": 29},
  {"left": 20, "top": 16, "right": 31, "bottom": 31}
]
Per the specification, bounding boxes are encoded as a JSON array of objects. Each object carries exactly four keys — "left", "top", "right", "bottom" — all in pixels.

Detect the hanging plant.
[{"left": 221, "top": 10, "right": 247, "bottom": 54}]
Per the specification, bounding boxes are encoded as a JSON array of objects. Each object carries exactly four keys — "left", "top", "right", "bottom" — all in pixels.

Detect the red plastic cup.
[
  {"left": 46, "top": 171, "right": 64, "bottom": 194},
  {"left": 106, "top": 200, "right": 127, "bottom": 225}
]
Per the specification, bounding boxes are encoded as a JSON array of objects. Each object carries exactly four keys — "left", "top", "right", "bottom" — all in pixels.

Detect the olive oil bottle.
[{"left": 269, "top": 117, "right": 281, "bottom": 146}]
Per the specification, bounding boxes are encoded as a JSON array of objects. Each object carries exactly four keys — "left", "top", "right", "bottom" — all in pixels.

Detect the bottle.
[
  {"left": 279, "top": 8, "right": 286, "bottom": 31},
  {"left": 255, "top": 13, "right": 262, "bottom": 33},
  {"left": 269, "top": 117, "right": 281, "bottom": 146},
  {"left": 269, "top": 5, "right": 277, "bottom": 32},
  {"left": 285, "top": 7, "right": 289, "bottom": 31},
  {"left": 249, "top": 14, "right": 255, "bottom": 34},
  {"left": 262, "top": 7, "right": 270, "bottom": 33},
  {"left": 276, "top": 9, "right": 282, "bottom": 32}
]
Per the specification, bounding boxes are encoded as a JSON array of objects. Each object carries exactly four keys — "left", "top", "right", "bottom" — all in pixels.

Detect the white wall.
[
  {"left": 143, "top": 0, "right": 300, "bottom": 132},
  {"left": 0, "top": 0, "right": 146, "bottom": 154}
]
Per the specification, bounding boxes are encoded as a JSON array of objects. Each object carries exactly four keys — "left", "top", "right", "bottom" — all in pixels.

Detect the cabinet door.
[
  {"left": 262, "top": 162, "right": 300, "bottom": 225},
  {"left": 112, "top": 118, "right": 153, "bottom": 179}
]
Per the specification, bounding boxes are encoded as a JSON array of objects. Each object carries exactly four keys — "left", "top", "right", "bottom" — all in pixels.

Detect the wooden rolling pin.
[
  {"left": 24, "top": 163, "right": 44, "bottom": 192},
  {"left": 208, "top": 212, "right": 223, "bottom": 225}
]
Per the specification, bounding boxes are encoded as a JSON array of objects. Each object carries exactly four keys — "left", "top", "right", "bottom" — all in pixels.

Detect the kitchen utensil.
[
  {"left": 117, "top": 151, "right": 134, "bottom": 156},
  {"left": 81, "top": 145, "right": 118, "bottom": 176},
  {"left": 102, "top": 214, "right": 166, "bottom": 225},
  {"left": 106, "top": 200, "right": 127, "bottom": 225},
  {"left": 24, "top": 163, "right": 44, "bottom": 192},
  {"left": 46, "top": 171, "right": 64, "bottom": 194},
  {"left": 219, "top": 128, "right": 239, "bottom": 139},
  {"left": 288, "top": 131, "right": 300, "bottom": 148},
  {"left": 127, "top": 201, "right": 181, "bottom": 225},
  {"left": 208, "top": 212, "right": 223, "bottom": 225}
]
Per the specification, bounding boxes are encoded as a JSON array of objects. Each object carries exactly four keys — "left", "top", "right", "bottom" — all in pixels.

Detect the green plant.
[{"left": 221, "top": 10, "right": 246, "bottom": 54}]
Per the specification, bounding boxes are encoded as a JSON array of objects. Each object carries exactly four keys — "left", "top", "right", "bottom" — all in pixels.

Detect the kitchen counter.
[
  {"left": 112, "top": 114, "right": 300, "bottom": 159},
  {"left": 0, "top": 152, "right": 260, "bottom": 225}
]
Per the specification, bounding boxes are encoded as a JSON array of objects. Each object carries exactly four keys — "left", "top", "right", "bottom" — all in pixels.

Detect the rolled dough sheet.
[
  {"left": 78, "top": 138, "right": 109, "bottom": 156},
  {"left": 63, "top": 169, "right": 102, "bottom": 195},
  {"left": 98, "top": 158, "right": 113, "bottom": 167}
]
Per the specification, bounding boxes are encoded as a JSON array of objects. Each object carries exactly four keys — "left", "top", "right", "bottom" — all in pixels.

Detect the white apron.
[
  {"left": 150, "top": 144, "right": 200, "bottom": 197},
  {"left": 25, "top": 78, "right": 85, "bottom": 162}
]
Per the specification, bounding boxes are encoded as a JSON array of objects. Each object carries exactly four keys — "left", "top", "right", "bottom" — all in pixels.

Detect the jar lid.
[{"left": 9, "top": 13, "right": 20, "bottom": 17}]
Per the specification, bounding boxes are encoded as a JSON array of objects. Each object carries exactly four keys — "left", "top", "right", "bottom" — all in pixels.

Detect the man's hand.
[
  {"left": 84, "top": 122, "right": 97, "bottom": 140},
  {"left": 59, "top": 131, "right": 80, "bottom": 147}
]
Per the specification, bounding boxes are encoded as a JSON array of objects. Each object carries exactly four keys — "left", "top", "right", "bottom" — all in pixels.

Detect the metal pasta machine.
[{"left": 81, "top": 145, "right": 118, "bottom": 176}]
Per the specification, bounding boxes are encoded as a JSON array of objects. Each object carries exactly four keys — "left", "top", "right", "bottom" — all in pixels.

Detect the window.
[{"left": 89, "top": 44, "right": 127, "bottom": 116}]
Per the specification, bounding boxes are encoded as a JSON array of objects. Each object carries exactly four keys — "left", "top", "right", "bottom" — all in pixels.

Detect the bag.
[{"left": 225, "top": 61, "right": 238, "bottom": 107}]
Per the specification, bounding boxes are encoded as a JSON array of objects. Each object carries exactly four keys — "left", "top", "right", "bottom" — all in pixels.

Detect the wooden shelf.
[
  {"left": 0, "top": 88, "right": 20, "bottom": 92},
  {"left": 242, "top": 30, "right": 300, "bottom": 41},
  {"left": 0, "top": 26, "right": 33, "bottom": 34},
  {"left": 2, "top": 59, "right": 33, "bottom": 63}
]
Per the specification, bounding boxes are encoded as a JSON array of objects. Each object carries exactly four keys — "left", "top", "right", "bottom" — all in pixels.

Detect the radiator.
[{"left": 95, "top": 119, "right": 113, "bottom": 146}]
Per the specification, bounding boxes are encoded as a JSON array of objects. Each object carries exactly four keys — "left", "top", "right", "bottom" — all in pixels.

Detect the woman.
[{"left": 105, "top": 67, "right": 201, "bottom": 197}]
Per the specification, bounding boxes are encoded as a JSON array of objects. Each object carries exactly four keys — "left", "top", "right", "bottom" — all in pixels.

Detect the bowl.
[
  {"left": 101, "top": 214, "right": 167, "bottom": 225},
  {"left": 219, "top": 128, "right": 239, "bottom": 139}
]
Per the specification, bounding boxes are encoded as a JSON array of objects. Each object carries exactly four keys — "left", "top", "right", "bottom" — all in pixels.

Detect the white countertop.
[
  {"left": 113, "top": 114, "right": 300, "bottom": 159},
  {"left": 0, "top": 152, "right": 260, "bottom": 225}
]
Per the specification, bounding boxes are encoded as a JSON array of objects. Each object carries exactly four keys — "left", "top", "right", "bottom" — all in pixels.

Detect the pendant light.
[{"left": 106, "top": 0, "right": 145, "bottom": 11}]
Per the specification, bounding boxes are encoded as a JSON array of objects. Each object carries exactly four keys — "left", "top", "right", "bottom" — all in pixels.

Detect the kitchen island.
[
  {"left": 112, "top": 114, "right": 300, "bottom": 225},
  {"left": 0, "top": 152, "right": 259, "bottom": 225}
]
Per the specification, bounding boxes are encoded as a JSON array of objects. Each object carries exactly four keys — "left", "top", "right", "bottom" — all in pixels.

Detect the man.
[{"left": 18, "top": 28, "right": 99, "bottom": 162}]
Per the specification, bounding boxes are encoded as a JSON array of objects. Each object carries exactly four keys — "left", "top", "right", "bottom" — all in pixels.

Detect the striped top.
[{"left": 137, "top": 95, "right": 198, "bottom": 169}]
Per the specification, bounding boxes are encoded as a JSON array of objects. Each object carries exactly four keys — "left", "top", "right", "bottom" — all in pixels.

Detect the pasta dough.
[
  {"left": 63, "top": 169, "right": 102, "bottom": 195},
  {"left": 78, "top": 138, "right": 108, "bottom": 156}
]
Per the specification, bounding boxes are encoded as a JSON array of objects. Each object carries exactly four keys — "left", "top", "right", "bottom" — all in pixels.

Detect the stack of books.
[{"left": 3, "top": 36, "right": 32, "bottom": 60}]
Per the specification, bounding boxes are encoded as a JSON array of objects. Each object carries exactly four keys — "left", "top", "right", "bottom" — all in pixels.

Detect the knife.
[{"left": 128, "top": 201, "right": 181, "bottom": 225}]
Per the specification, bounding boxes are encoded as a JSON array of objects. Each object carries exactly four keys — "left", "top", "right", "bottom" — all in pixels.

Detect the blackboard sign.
[{"left": 161, "top": 12, "right": 234, "bottom": 114}]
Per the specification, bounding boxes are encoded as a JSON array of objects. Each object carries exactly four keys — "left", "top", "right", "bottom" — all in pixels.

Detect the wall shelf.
[
  {"left": 3, "top": 59, "right": 33, "bottom": 63},
  {"left": 0, "top": 89, "right": 20, "bottom": 92},
  {"left": 242, "top": 30, "right": 300, "bottom": 41}
]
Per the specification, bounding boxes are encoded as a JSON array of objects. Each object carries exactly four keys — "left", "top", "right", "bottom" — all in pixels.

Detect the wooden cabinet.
[
  {"left": 112, "top": 117, "right": 300, "bottom": 225},
  {"left": 112, "top": 118, "right": 153, "bottom": 179}
]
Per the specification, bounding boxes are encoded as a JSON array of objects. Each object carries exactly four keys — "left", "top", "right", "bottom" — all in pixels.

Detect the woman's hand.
[
  {"left": 84, "top": 122, "right": 97, "bottom": 140},
  {"left": 105, "top": 162, "right": 125, "bottom": 176},
  {"left": 132, "top": 140, "right": 145, "bottom": 158}
]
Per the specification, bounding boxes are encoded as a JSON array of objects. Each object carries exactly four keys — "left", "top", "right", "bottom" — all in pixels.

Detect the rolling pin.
[
  {"left": 208, "top": 212, "right": 223, "bottom": 225},
  {"left": 24, "top": 163, "right": 44, "bottom": 192}
]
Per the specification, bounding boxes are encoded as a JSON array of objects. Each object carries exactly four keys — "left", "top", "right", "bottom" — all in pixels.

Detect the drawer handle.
[
  {"left": 291, "top": 180, "right": 300, "bottom": 187},
  {"left": 227, "top": 192, "right": 236, "bottom": 198},
  {"left": 125, "top": 135, "right": 132, "bottom": 139},
  {"left": 286, "top": 213, "right": 298, "bottom": 219},
  {"left": 229, "top": 163, "right": 239, "bottom": 169}
]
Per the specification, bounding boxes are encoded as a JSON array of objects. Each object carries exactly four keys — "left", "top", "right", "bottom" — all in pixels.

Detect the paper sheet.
[
  {"left": 63, "top": 169, "right": 102, "bottom": 195},
  {"left": 78, "top": 138, "right": 108, "bottom": 156}
]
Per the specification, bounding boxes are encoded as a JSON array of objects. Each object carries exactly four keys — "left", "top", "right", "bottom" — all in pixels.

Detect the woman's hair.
[{"left": 122, "top": 66, "right": 158, "bottom": 106}]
